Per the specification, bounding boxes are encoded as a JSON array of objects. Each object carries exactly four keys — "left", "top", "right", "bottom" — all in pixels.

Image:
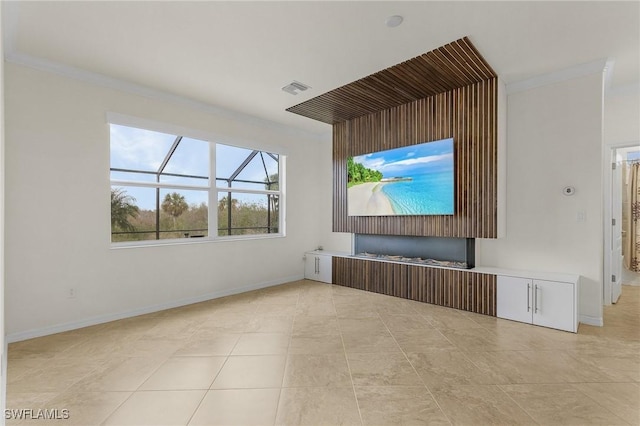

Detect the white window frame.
[{"left": 108, "top": 114, "right": 286, "bottom": 248}]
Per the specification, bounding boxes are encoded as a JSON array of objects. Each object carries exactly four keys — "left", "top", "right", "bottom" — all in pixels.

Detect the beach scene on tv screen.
[{"left": 347, "top": 138, "right": 454, "bottom": 216}]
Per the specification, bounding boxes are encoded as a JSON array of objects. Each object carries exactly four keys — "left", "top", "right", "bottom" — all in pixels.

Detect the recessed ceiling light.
[{"left": 385, "top": 15, "right": 404, "bottom": 28}]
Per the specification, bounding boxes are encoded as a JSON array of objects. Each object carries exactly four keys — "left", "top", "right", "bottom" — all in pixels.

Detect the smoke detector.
[
  {"left": 282, "top": 81, "right": 311, "bottom": 95},
  {"left": 385, "top": 15, "right": 404, "bottom": 28}
]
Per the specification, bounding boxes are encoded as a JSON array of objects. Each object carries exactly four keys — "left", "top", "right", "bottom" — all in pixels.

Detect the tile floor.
[{"left": 5, "top": 280, "right": 639, "bottom": 425}]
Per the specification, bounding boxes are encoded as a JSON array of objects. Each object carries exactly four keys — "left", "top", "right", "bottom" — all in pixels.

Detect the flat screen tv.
[{"left": 347, "top": 137, "right": 454, "bottom": 216}]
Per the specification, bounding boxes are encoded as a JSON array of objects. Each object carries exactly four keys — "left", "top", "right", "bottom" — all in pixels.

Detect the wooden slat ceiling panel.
[{"left": 287, "top": 37, "right": 496, "bottom": 124}]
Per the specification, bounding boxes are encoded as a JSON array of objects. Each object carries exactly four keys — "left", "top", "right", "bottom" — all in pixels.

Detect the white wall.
[
  {"left": 317, "top": 137, "right": 351, "bottom": 253},
  {"left": 478, "top": 72, "right": 605, "bottom": 324},
  {"left": 4, "top": 63, "right": 327, "bottom": 340},
  {"left": 1, "top": 2, "right": 7, "bottom": 420},
  {"left": 604, "top": 89, "right": 640, "bottom": 146}
]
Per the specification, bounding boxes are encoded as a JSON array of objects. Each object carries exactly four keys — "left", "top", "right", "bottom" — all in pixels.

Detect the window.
[{"left": 109, "top": 122, "right": 283, "bottom": 244}]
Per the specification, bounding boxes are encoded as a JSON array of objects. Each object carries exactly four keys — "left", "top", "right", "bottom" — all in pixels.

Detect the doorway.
[{"left": 605, "top": 143, "right": 640, "bottom": 306}]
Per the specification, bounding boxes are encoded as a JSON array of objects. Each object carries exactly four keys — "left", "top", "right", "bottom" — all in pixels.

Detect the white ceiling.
[{"left": 3, "top": 1, "right": 639, "bottom": 136}]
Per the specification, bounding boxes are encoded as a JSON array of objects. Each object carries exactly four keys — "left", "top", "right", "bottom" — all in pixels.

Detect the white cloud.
[
  {"left": 356, "top": 153, "right": 453, "bottom": 173},
  {"left": 356, "top": 157, "right": 386, "bottom": 170},
  {"left": 381, "top": 153, "right": 452, "bottom": 170},
  {"left": 110, "top": 124, "right": 173, "bottom": 171}
]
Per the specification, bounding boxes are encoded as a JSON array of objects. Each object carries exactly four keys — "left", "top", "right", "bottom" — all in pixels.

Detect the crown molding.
[
  {"left": 506, "top": 59, "right": 608, "bottom": 95},
  {"left": 4, "top": 51, "right": 330, "bottom": 143}
]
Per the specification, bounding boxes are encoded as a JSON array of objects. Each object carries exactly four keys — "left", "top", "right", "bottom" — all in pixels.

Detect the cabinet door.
[
  {"left": 317, "top": 254, "right": 332, "bottom": 284},
  {"left": 304, "top": 255, "right": 319, "bottom": 280},
  {"left": 497, "top": 276, "right": 532, "bottom": 324},
  {"left": 532, "top": 280, "right": 575, "bottom": 332}
]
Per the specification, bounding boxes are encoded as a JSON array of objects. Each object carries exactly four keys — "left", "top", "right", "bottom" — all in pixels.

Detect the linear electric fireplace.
[{"left": 354, "top": 234, "right": 475, "bottom": 269}]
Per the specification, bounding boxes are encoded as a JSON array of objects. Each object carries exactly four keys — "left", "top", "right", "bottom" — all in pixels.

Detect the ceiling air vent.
[{"left": 282, "top": 81, "right": 311, "bottom": 95}]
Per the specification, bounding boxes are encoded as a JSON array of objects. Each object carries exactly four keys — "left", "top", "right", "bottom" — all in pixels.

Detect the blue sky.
[
  {"left": 628, "top": 150, "right": 640, "bottom": 161},
  {"left": 110, "top": 124, "right": 278, "bottom": 210},
  {"left": 353, "top": 138, "right": 454, "bottom": 178}
]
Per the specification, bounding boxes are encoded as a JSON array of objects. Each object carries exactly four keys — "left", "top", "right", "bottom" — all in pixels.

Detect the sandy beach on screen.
[{"left": 347, "top": 182, "right": 395, "bottom": 216}]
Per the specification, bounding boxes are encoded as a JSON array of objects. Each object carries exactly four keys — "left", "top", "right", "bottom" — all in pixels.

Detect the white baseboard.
[
  {"left": 579, "top": 314, "right": 603, "bottom": 327},
  {"left": 6, "top": 274, "right": 304, "bottom": 343}
]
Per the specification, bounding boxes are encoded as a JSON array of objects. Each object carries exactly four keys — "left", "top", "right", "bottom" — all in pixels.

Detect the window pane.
[
  {"left": 215, "top": 144, "right": 279, "bottom": 190},
  {"left": 110, "top": 125, "right": 210, "bottom": 186},
  {"left": 111, "top": 186, "right": 208, "bottom": 242},
  {"left": 217, "top": 192, "right": 279, "bottom": 236},
  {"left": 262, "top": 153, "right": 279, "bottom": 191},
  {"left": 111, "top": 186, "right": 157, "bottom": 242},
  {"left": 160, "top": 137, "right": 210, "bottom": 187},
  {"left": 216, "top": 144, "right": 254, "bottom": 180},
  {"left": 159, "top": 189, "right": 209, "bottom": 239},
  {"left": 231, "top": 152, "right": 278, "bottom": 190},
  {"left": 110, "top": 124, "right": 176, "bottom": 173}
]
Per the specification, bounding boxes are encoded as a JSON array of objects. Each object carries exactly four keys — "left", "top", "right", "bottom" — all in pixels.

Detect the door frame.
[{"left": 604, "top": 141, "right": 640, "bottom": 305}]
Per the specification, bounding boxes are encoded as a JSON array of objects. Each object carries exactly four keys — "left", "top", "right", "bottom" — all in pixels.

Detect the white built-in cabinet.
[
  {"left": 496, "top": 275, "right": 578, "bottom": 333},
  {"left": 304, "top": 251, "right": 332, "bottom": 283}
]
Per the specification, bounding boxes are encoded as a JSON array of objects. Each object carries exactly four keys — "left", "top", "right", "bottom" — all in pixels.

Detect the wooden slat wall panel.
[
  {"left": 332, "top": 257, "right": 496, "bottom": 316},
  {"left": 333, "top": 78, "right": 497, "bottom": 238},
  {"left": 287, "top": 37, "right": 496, "bottom": 125}
]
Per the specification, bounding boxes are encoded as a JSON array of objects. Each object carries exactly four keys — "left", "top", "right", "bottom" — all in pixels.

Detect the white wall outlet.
[{"left": 68, "top": 288, "right": 76, "bottom": 299}]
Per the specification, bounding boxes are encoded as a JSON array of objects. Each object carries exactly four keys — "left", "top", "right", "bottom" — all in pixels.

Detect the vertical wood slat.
[
  {"left": 332, "top": 257, "right": 496, "bottom": 316},
  {"left": 333, "top": 78, "right": 498, "bottom": 238}
]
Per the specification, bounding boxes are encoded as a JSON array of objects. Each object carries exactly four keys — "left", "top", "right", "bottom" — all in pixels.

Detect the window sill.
[{"left": 110, "top": 233, "right": 286, "bottom": 250}]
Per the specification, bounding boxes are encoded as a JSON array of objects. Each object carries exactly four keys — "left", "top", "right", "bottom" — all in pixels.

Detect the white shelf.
[{"left": 327, "top": 252, "right": 578, "bottom": 283}]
